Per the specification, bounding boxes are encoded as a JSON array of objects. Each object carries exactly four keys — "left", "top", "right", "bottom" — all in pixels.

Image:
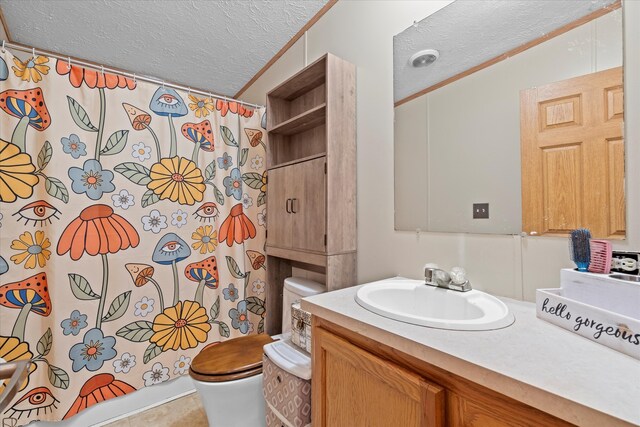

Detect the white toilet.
[{"left": 189, "top": 277, "right": 325, "bottom": 426}]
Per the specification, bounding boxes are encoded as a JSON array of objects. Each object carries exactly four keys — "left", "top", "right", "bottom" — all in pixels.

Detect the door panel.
[
  {"left": 266, "top": 166, "right": 292, "bottom": 249},
  {"left": 541, "top": 144, "right": 582, "bottom": 233},
  {"left": 521, "top": 67, "right": 624, "bottom": 238},
  {"left": 291, "top": 158, "right": 326, "bottom": 252}
]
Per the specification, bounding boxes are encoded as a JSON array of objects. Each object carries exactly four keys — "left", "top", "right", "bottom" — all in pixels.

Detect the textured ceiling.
[
  {"left": 394, "top": 0, "right": 619, "bottom": 102},
  {"left": 0, "top": 0, "right": 328, "bottom": 97}
]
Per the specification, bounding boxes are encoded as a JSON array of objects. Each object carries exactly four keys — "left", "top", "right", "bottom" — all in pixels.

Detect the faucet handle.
[
  {"left": 424, "top": 266, "right": 449, "bottom": 283},
  {"left": 450, "top": 267, "right": 467, "bottom": 285}
]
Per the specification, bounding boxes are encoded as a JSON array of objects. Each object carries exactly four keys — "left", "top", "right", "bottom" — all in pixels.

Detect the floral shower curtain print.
[{"left": 0, "top": 49, "right": 267, "bottom": 425}]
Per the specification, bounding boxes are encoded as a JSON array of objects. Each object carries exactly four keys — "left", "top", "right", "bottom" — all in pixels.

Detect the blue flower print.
[
  {"left": 217, "top": 152, "right": 233, "bottom": 170},
  {"left": 229, "top": 300, "right": 251, "bottom": 334},
  {"left": 68, "top": 159, "right": 115, "bottom": 200},
  {"left": 61, "top": 134, "right": 87, "bottom": 159},
  {"left": 60, "top": 310, "right": 88, "bottom": 336},
  {"left": 69, "top": 328, "right": 117, "bottom": 372},
  {"left": 223, "top": 284, "right": 239, "bottom": 302},
  {"left": 223, "top": 168, "right": 242, "bottom": 200}
]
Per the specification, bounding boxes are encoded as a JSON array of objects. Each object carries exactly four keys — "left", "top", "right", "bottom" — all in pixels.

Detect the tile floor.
[{"left": 104, "top": 393, "right": 208, "bottom": 427}]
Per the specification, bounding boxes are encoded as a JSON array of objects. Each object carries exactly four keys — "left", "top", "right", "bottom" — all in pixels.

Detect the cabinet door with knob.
[{"left": 267, "top": 157, "right": 326, "bottom": 253}]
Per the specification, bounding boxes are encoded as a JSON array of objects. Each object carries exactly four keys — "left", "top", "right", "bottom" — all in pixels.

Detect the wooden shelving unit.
[{"left": 265, "top": 53, "right": 357, "bottom": 334}]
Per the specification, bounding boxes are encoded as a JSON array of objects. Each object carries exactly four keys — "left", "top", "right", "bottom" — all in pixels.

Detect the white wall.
[
  {"left": 240, "top": 0, "right": 639, "bottom": 302},
  {"left": 394, "top": 94, "right": 428, "bottom": 231}
]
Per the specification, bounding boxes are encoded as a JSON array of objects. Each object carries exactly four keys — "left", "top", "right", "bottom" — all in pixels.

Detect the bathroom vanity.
[{"left": 302, "top": 283, "right": 640, "bottom": 427}]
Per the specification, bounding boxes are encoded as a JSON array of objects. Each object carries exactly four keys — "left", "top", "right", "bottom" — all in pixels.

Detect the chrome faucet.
[{"left": 424, "top": 267, "right": 472, "bottom": 292}]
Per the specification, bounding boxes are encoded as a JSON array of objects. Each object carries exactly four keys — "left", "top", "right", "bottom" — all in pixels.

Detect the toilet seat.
[{"left": 189, "top": 334, "right": 274, "bottom": 382}]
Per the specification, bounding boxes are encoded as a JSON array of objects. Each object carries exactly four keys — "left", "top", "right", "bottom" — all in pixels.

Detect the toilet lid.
[{"left": 189, "top": 334, "right": 274, "bottom": 382}]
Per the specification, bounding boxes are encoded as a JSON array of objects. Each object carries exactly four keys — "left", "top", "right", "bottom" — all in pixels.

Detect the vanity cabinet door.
[{"left": 313, "top": 327, "right": 444, "bottom": 427}]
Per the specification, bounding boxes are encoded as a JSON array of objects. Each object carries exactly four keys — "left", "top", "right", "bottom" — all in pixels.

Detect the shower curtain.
[{"left": 0, "top": 49, "right": 267, "bottom": 425}]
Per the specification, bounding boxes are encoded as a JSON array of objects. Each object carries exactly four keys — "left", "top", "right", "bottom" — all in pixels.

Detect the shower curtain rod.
[{"left": 0, "top": 40, "right": 265, "bottom": 109}]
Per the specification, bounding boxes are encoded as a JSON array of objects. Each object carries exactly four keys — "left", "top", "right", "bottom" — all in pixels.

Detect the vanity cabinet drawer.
[{"left": 262, "top": 354, "right": 312, "bottom": 427}]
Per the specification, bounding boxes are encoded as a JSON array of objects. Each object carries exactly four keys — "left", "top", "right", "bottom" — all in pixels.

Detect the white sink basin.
[{"left": 355, "top": 278, "right": 514, "bottom": 331}]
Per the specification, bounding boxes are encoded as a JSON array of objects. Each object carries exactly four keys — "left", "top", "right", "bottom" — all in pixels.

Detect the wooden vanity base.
[{"left": 312, "top": 317, "right": 574, "bottom": 427}]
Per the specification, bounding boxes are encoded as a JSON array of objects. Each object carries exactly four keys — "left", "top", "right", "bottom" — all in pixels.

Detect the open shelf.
[
  {"left": 268, "top": 56, "right": 327, "bottom": 100},
  {"left": 269, "top": 104, "right": 326, "bottom": 135},
  {"left": 268, "top": 152, "right": 326, "bottom": 171}
]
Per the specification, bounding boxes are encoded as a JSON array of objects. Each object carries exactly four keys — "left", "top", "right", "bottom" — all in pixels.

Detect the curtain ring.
[
  {"left": 67, "top": 56, "right": 71, "bottom": 70},
  {"left": 1, "top": 40, "right": 5, "bottom": 53},
  {"left": 187, "top": 87, "right": 191, "bottom": 96},
  {"left": 32, "top": 47, "right": 35, "bottom": 57},
  {"left": 162, "top": 81, "right": 165, "bottom": 89},
  {"left": 133, "top": 73, "right": 136, "bottom": 84},
  {"left": 100, "top": 65, "right": 105, "bottom": 76}
]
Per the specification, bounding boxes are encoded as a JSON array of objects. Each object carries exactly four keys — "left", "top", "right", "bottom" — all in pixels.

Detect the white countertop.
[{"left": 301, "top": 279, "right": 640, "bottom": 427}]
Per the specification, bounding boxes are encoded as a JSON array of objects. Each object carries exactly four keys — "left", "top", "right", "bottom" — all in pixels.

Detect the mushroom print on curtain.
[{"left": 0, "top": 49, "right": 267, "bottom": 425}]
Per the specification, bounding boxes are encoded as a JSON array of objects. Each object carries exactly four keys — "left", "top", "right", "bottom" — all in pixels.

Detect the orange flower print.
[
  {"left": 56, "top": 60, "right": 136, "bottom": 89},
  {"left": 215, "top": 100, "right": 254, "bottom": 118},
  {"left": 57, "top": 205, "right": 140, "bottom": 260},
  {"left": 64, "top": 374, "right": 136, "bottom": 419},
  {"left": 57, "top": 205, "right": 139, "bottom": 330},
  {"left": 218, "top": 203, "right": 257, "bottom": 247}
]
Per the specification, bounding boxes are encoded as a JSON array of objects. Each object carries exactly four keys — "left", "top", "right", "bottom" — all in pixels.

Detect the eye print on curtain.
[
  {"left": 13, "top": 200, "right": 61, "bottom": 226},
  {"left": 0, "top": 48, "right": 267, "bottom": 425}
]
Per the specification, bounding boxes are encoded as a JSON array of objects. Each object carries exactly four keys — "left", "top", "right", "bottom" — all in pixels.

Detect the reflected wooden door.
[{"left": 521, "top": 67, "right": 625, "bottom": 238}]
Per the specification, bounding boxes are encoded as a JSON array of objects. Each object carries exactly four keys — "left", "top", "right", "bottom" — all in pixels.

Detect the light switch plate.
[{"left": 473, "top": 203, "right": 489, "bottom": 219}]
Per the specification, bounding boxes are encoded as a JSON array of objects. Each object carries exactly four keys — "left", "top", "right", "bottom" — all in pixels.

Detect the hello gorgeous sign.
[{"left": 536, "top": 289, "right": 640, "bottom": 360}]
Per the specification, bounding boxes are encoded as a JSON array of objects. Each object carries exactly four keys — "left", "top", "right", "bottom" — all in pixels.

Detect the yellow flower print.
[
  {"left": 188, "top": 95, "right": 215, "bottom": 118},
  {"left": 0, "top": 336, "right": 37, "bottom": 394},
  {"left": 150, "top": 300, "right": 211, "bottom": 351},
  {"left": 260, "top": 170, "right": 267, "bottom": 193},
  {"left": 12, "top": 56, "right": 50, "bottom": 83},
  {"left": 147, "top": 156, "right": 205, "bottom": 205},
  {"left": 0, "top": 139, "right": 39, "bottom": 203},
  {"left": 10, "top": 231, "right": 51, "bottom": 269},
  {"left": 191, "top": 225, "right": 218, "bottom": 254}
]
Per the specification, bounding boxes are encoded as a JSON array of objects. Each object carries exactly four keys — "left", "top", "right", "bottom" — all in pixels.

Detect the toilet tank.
[{"left": 282, "top": 277, "right": 326, "bottom": 335}]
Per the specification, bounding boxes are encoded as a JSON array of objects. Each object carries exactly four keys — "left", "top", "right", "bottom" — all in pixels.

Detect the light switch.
[{"left": 473, "top": 203, "right": 489, "bottom": 219}]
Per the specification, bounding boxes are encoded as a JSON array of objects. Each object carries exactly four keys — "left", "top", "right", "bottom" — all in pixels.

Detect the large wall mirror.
[{"left": 394, "top": 0, "right": 625, "bottom": 238}]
